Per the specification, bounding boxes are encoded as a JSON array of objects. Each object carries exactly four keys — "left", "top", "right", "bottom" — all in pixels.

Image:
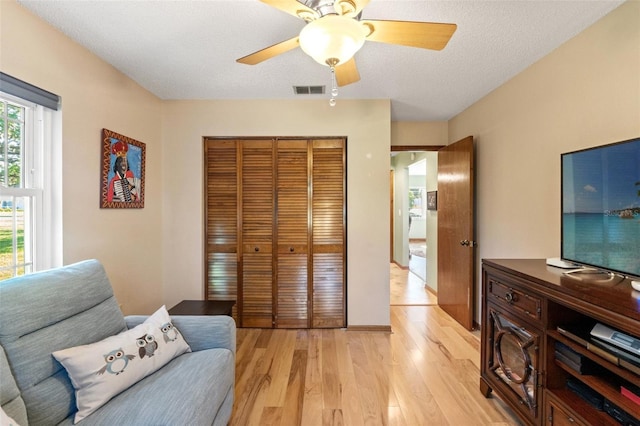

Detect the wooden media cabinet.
[{"left": 480, "top": 259, "right": 640, "bottom": 426}]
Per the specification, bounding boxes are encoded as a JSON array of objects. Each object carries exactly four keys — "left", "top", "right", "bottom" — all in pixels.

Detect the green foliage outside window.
[
  {"left": 0, "top": 100, "right": 24, "bottom": 188},
  {"left": 0, "top": 99, "right": 26, "bottom": 280}
]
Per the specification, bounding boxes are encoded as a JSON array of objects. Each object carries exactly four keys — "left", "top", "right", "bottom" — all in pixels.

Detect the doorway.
[
  {"left": 390, "top": 146, "right": 442, "bottom": 305},
  {"left": 408, "top": 159, "right": 427, "bottom": 281}
]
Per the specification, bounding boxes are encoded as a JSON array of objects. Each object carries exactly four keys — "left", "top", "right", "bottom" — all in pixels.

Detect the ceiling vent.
[{"left": 293, "top": 85, "right": 325, "bottom": 95}]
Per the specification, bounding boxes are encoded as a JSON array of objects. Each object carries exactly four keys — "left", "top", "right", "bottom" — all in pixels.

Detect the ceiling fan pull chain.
[{"left": 330, "top": 66, "right": 338, "bottom": 107}]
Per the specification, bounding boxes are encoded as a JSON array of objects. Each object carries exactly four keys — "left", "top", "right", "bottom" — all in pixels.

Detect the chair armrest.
[{"left": 124, "top": 315, "right": 236, "bottom": 354}]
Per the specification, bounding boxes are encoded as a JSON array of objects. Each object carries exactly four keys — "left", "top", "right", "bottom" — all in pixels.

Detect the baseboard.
[
  {"left": 347, "top": 325, "right": 392, "bottom": 333},
  {"left": 473, "top": 320, "right": 480, "bottom": 331},
  {"left": 391, "top": 260, "right": 409, "bottom": 270},
  {"left": 425, "top": 285, "right": 437, "bottom": 296}
]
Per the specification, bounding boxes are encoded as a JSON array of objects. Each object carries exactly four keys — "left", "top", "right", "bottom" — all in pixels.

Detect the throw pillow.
[
  {"left": 0, "top": 407, "right": 20, "bottom": 426},
  {"left": 52, "top": 305, "right": 190, "bottom": 423}
]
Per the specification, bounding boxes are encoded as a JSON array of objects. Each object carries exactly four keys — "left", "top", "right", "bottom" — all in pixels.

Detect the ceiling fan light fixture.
[{"left": 299, "top": 15, "right": 366, "bottom": 67}]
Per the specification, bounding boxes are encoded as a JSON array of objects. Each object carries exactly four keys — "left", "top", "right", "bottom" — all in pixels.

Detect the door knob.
[{"left": 460, "top": 240, "right": 470, "bottom": 246}]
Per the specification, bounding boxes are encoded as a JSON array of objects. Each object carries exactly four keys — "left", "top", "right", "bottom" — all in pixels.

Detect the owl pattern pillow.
[{"left": 53, "top": 305, "right": 191, "bottom": 423}]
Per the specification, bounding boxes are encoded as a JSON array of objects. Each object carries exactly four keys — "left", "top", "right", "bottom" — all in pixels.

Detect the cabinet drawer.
[{"left": 488, "top": 277, "right": 542, "bottom": 323}]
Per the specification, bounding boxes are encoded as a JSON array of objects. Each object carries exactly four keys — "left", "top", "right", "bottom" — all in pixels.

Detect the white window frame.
[{"left": 0, "top": 91, "right": 61, "bottom": 279}]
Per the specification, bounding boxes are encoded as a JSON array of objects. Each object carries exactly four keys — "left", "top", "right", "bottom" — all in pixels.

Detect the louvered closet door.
[
  {"left": 205, "top": 140, "right": 238, "bottom": 313},
  {"left": 275, "top": 140, "right": 310, "bottom": 328},
  {"left": 311, "top": 139, "right": 345, "bottom": 328},
  {"left": 241, "top": 140, "right": 275, "bottom": 328}
]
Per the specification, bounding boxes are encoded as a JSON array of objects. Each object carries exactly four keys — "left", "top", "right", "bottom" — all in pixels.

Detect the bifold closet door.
[
  {"left": 205, "top": 140, "right": 238, "bottom": 313},
  {"left": 311, "top": 139, "right": 345, "bottom": 328},
  {"left": 275, "top": 140, "right": 310, "bottom": 328},
  {"left": 240, "top": 140, "right": 274, "bottom": 328},
  {"left": 205, "top": 137, "right": 345, "bottom": 328}
]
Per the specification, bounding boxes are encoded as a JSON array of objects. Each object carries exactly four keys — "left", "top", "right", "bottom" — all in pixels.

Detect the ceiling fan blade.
[
  {"left": 236, "top": 37, "right": 300, "bottom": 65},
  {"left": 259, "top": 0, "right": 317, "bottom": 20},
  {"left": 353, "top": 0, "right": 371, "bottom": 15},
  {"left": 335, "top": 58, "right": 360, "bottom": 87},
  {"left": 362, "top": 20, "right": 457, "bottom": 51}
]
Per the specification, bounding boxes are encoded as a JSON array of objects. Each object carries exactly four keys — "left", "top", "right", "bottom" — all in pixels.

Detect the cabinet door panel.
[
  {"left": 241, "top": 140, "right": 274, "bottom": 327},
  {"left": 313, "top": 253, "right": 344, "bottom": 328},
  {"left": 545, "top": 392, "right": 589, "bottom": 426},
  {"left": 486, "top": 304, "right": 541, "bottom": 422},
  {"left": 276, "top": 140, "right": 309, "bottom": 328},
  {"left": 312, "top": 140, "right": 345, "bottom": 328},
  {"left": 277, "top": 254, "right": 308, "bottom": 328},
  {"left": 242, "top": 141, "right": 274, "bottom": 243},
  {"left": 205, "top": 140, "right": 238, "bottom": 304},
  {"left": 242, "top": 251, "right": 273, "bottom": 327}
]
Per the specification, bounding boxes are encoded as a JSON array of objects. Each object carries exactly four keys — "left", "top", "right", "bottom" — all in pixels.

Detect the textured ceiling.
[{"left": 17, "top": 0, "right": 625, "bottom": 121}]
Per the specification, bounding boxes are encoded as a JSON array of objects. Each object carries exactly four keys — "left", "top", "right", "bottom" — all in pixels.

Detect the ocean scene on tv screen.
[{"left": 562, "top": 138, "right": 640, "bottom": 277}]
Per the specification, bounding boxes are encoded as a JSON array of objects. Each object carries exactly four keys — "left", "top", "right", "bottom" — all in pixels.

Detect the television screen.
[{"left": 562, "top": 137, "right": 640, "bottom": 278}]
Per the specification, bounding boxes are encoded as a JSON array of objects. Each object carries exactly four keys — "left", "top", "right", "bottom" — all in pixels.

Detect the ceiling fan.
[{"left": 237, "top": 0, "right": 457, "bottom": 91}]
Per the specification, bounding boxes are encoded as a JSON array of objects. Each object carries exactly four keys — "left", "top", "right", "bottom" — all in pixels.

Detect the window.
[{"left": 0, "top": 91, "right": 60, "bottom": 280}]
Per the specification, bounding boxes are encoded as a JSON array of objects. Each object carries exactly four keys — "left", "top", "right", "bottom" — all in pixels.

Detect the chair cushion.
[
  {"left": 0, "top": 259, "right": 126, "bottom": 426},
  {"left": 0, "top": 346, "right": 28, "bottom": 426}
]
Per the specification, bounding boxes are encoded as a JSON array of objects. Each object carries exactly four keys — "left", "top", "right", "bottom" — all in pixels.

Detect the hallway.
[{"left": 390, "top": 263, "right": 437, "bottom": 306}]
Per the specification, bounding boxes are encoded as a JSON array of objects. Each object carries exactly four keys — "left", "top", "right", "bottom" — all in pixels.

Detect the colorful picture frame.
[
  {"left": 426, "top": 191, "right": 437, "bottom": 211},
  {"left": 100, "top": 129, "right": 145, "bottom": 208}
]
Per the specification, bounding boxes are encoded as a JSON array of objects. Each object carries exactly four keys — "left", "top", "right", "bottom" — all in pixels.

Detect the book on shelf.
[
  {"left": 554, "top": 341, "right": 603, "bottom": 374},
  {"left": 555, "top": 350, "right": 602, "bottom": 375},
  {"left": 566, "top": 377, "right": 604, "bottom": 410},
  {"left": 621, "top": 381, "right": 640, "bottom": 406},
  {"left": 555, "top": 341, "right": 582, "bottom": 363},
  {"left": 621, "top": 386, "right": 640, "bottom": 406},
  {"left": 587, "top": 338, "right": 640, "bottom": 376}
]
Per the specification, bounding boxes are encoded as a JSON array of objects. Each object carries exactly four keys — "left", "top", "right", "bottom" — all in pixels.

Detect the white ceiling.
[{"left": 17, "top": 0, "right": 625, "bottom": 121}]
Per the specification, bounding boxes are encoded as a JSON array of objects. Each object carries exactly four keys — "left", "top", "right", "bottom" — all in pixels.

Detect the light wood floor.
[
  {"left": 229, "top": 307, "right": 520, "bottom": 425},
  {"left": 390, "top": 263, "right": 437, "bottom": 306}
]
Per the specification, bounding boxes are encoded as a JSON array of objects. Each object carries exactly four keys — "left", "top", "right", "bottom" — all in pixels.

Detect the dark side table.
[{"left": 168, "top": 300, "right": 235, "bottom": 317}]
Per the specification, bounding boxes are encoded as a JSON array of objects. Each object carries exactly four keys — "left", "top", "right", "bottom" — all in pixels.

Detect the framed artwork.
[
  {"left": 426, "top": 191, "right": 437, "bottom": 211},
  {"left": 100, "top": 128, "right": 145, "bottom": 208}
]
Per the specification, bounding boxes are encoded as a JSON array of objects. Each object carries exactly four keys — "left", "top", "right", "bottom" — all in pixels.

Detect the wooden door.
[
  {"left": 275, "top": 140, "right": 309, "bottom": 328},
  {"left": 204, "top": 140, "right": 238, "bottom": 311},
  {"left": 437, "top": 136, "right": 475, "bottom": 330},
  {"left": 311, "top": 139, "right": 345, "bottom": 328},
  {"left": 205, "top": 137, "right": 346, "bottom": 328},
  {"left": 241, "top": 140, "right": 274, "bottom": 327}
]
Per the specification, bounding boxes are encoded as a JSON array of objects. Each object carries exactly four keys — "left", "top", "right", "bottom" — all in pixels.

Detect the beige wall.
[
  {"left": 161, "top": 100, "right": 392, "bottom": 327},
  {"left": 424, "top": 151, "right": 438, "bottom": 292},
  {"left": 1, "top": 1, "right": 164, "bottom": 314},
  {"left": 391, "top": 152, "right": 417, "bottom": 266},
  {"left": 391, "top": 121, "right": 448, "bottom": 146},
  {"left": 449, "top": 0, "right": 640, "bottom": 321}
]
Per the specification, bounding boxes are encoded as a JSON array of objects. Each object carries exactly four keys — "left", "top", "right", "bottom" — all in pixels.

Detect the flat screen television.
[{"left": 561, "top": 137, "right": 640, "bottom": 279}]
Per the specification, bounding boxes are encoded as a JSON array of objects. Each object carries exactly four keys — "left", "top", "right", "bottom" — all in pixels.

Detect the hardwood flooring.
[
  {"left": 230, "top": 305, "right": 520, "bottom": 425},
  {"left": 390, "top": 263, "right": 437, "bottom": 306}
]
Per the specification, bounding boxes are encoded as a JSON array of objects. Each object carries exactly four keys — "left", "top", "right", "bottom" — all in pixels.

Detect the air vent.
[{"left": 293, "top": 85, "right": 325, "bottom": 95}]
